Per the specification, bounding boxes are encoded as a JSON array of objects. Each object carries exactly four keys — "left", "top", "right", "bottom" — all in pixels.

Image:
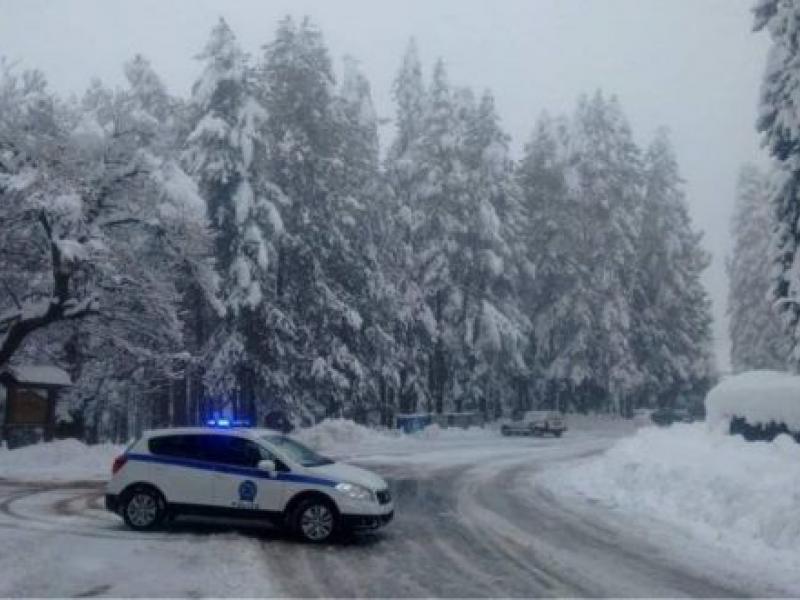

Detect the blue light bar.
[{"left": 206, "top": 418, "right": 250, "bottom": 428}]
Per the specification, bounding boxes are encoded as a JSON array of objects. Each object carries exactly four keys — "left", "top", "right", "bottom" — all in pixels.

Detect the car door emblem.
[{"left": 238, "top": 480, "right": 257, "bottom": 502}]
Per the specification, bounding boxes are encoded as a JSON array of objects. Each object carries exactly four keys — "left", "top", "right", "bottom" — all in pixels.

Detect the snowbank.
[
  {"left": 706, "top": 370, "right": 800, "bottom": 430},
  {"left": 293, "top": 418, "right": 400, "bottom": 451},
  {"left": 0, "top": 439, "right": 123, "bottom": 481},
  {"left": 539, "top": 424, "right": 800, "bottom": 577},
  {"left": 294, "top": 418, "right": 495, "bottom": 457}
]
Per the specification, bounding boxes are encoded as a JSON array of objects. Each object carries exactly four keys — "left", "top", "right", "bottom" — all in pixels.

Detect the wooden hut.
[{"left": 0, "top": 365, "right": 71, "bottom": 449}]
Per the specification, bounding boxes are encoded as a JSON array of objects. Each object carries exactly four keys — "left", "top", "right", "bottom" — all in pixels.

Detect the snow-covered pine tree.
[
  {"left": 261, "top": 16, "right": 374, "bottom": 422},
  {"left": 455, "top": 89, "right": 528, "bottom": 418},
  {"left": 184, "top": 18, "right": 279, "bottom": 422},
  {"left": 334, "top": 56, "right": 400, "bottom": 425},
  {"left": 571, "top": 93, "right": 645, "bottom": 415},
  {"left": 387, "top": 39, "right": 426, "bottom": 164},
  {"left": 384, "top": 39, "right": 432, "bottom": 415},
  {"left": 754, "top": 0, "right": 800, "bottom": 366},
  {"left": 413, "top": 59, "right": 467, "bottom": 415},
  {"left": 516, "top": 111, "right": 598, "bottom": 412},
  {"left": 634, "top": 130, "right": 714, "bottom": 408},
  {"left": 728, "top": 163, "right": 789, "bottom": 371}
]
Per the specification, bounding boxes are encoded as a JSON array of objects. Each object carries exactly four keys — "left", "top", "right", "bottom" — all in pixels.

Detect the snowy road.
[{"left": 0, "top": 430, "right": 778, "bottom": 597}]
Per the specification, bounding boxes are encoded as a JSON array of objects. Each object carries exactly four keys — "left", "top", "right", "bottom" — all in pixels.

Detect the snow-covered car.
[
  {"left": 105, "top": 425, "right": 393, "bottom": 543},
  {"left": 706, "top": 370, "right": 800, "bottom": 443},
  {"left": 501, "top": 411, "right": 566, "bottom": 437}
]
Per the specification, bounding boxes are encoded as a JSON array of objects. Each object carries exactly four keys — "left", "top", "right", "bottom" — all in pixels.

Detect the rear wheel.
[
  {"left": 501, "top": 425, "right": 511, "bottom": 437},
  {"left": 293, "top": 498, "right": 338, "bottom": 543},
  {"left": 553, "top": 430, "right": 563, "bottom": 438},
  {"left": 121, "top": 487, "right": 166, "bottom": 531}
]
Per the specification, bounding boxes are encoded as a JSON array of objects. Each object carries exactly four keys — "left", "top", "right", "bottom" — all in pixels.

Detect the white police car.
[{"left": 105, "top": 425, "right": 393, "bottom": 543}]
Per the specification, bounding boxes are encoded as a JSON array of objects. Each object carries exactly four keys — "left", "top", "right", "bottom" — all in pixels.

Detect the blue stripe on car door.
[{"left": 125, "top": 453, "right": 338, "bottom": 487}]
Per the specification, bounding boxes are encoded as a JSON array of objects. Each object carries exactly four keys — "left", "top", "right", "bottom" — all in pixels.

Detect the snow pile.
[
  {"left": 0, "top": 438, "right": 123, "bottom": 481},
  {"left": 293, "top": 418, "right": 400, "bottom": 451},
  {"left": 705, "top": 370, "right": 800, "bottom": 430},
  {"left": 540, "top": 423, "right": 800, "bottom": 566},
  {"left": 293, "top": 418, "right": 495, "bottom": 460}
]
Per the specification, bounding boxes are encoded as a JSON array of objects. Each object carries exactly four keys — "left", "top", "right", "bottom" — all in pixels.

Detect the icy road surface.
[{"left": 0, "top": 428, "right": 786, "bottom": 597}]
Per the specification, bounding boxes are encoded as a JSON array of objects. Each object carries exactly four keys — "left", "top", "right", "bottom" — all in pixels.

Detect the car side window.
[
  {"left": 148, "top": 435, "right": 197, "bottom": 459},
  {"left": 196, "top": 435, "right": 267, "bottom": 468}
]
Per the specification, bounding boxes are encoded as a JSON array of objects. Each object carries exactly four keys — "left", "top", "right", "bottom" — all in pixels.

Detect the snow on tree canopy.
[{"left": 706, "top": 371, "right": 800, "bottom": 431}]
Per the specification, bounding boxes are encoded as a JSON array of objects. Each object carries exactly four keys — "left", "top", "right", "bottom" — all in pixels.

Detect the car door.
[
  {"left": 146, "top": 434, "right": 215, "bottom": 508},
  {"left": 203, "top": 434, "right": 286, "bottom": 514}
]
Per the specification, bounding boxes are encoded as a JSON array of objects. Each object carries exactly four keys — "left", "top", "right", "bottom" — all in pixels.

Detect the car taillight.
[{"left": 112, "top": 455, "right": 128, "bottom": 475}]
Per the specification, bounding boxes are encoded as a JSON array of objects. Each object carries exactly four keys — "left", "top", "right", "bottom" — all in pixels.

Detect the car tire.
[
  {"left": 121, "top": 486, "right": 166, "bottom": 531},
  {"left": 501, "top": 425, "right": 511, "bottom": 437},
  {"left": 293, "top": 497, "right": 338, "bottom": 543},
  {"left": 553, "top": 430, "right": 563, "bottom": 438}
]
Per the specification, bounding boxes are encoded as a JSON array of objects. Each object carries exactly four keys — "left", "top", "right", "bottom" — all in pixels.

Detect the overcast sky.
[{"left": 0, "top": 0, "right": 770, "bottom": 370}]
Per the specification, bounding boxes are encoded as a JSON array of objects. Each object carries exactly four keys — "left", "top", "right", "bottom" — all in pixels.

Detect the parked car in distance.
[
  {"left": 650, "top": 407, "right": 694, "bottom": 426},
  {"left": 501, "top": 411, "right": 567, "bottom": 437}
]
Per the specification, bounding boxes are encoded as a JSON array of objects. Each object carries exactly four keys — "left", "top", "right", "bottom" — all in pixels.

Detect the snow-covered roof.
[{"left": 0, "top": 365, "right": 72, "bottom": 387}]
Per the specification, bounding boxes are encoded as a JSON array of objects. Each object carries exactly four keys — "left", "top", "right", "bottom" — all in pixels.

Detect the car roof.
[
  {"left": 141, "top": 427, "right": 293, "bottom": 439},
  {"left": 142, "top": 427, "right": 266, "bottom": 439}
]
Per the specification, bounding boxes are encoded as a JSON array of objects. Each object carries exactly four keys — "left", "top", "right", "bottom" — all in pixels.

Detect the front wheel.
[
  {"left": 122, "top": 487, "right": 166, "bottom": 531},
  {"left": 293, "top": 498, "right": 338, "bottom": 543},
  {"left": 501, "top": 425, "right": 511, "bottom": 437},
  {"left": 553, "top": 430, "right": 563, "bottom": 438}
]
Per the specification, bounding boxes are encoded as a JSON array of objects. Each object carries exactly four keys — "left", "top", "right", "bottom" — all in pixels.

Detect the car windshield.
[{"left": 261, "top": 435, "right": 334, "bottom": 467}]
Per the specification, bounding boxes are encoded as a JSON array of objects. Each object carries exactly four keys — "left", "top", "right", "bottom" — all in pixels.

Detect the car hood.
[{"left": 308, "top": 461, "right": 387, "bottom": 491}]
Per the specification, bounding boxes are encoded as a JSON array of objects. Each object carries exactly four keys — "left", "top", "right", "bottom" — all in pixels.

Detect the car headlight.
[{"left": 336, "top": 482, "right": 375, "bottom": 502}]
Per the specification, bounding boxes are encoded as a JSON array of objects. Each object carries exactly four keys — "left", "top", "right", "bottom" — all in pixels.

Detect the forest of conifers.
[{"left": 0, "top": 16, "right": 715, "bottom": 441}]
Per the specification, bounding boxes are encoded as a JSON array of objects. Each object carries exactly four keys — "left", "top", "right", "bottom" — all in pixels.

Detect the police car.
[{"left": 105, "top": 424, "right": 394, "bottom": 543}]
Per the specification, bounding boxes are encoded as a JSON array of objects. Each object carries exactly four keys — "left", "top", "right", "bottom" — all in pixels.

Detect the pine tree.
[
  {"left": 383, "top": 39, "right": 431, "bottom": 415},
  {"left": 571, "top": 93, "right": 645, "bottom": 414},
  {"left": 261, "top": 16, "right": 375, "bottom": 421},
  {"left": 754, "top": 0, "right": 800, "bottom": 365},
  {"left": 516, "top": 112, "right": 587, "bottom": 410},
  {"left": 387, "top": 39, "right": 426, "bottom": 163},
  {"left": 184, "top": 18, "right": 280, "bottom": 421},
  {"left": 728, "top": 163, "right": 789, "bottom": 371},
  {"left": 456, "top": 89, "right": 527, "bottom": 418},
  {"left": 635, "top": 130, "right": 714, "bottom": 408}
]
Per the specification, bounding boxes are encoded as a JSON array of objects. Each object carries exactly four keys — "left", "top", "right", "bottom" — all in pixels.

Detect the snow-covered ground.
[
  {"left": 5, "top": 416, "right": 793, "bottom": 596},
  {"left": 0, "top": 514, "right": 277, "bottom": 597},
  {"left": 537, "top": 422, "right": 800, "bottom": 592},
  {"left": 0, "top": 417, "right": 639, "bottom": 598}
]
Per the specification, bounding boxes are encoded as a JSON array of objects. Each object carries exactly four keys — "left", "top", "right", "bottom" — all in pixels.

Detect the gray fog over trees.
[{"left": 0, "top": 16, "right": 715, "bottom": 441}]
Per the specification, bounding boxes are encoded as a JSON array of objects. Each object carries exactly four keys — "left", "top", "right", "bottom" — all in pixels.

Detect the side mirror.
[{"left": 258, "top": 459, "right": 276, "bottom": 472}]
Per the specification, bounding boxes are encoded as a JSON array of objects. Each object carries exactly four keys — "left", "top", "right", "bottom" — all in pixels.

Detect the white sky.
[{"left": 0, "top": 0, "right": 771, "bottom": 371}]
